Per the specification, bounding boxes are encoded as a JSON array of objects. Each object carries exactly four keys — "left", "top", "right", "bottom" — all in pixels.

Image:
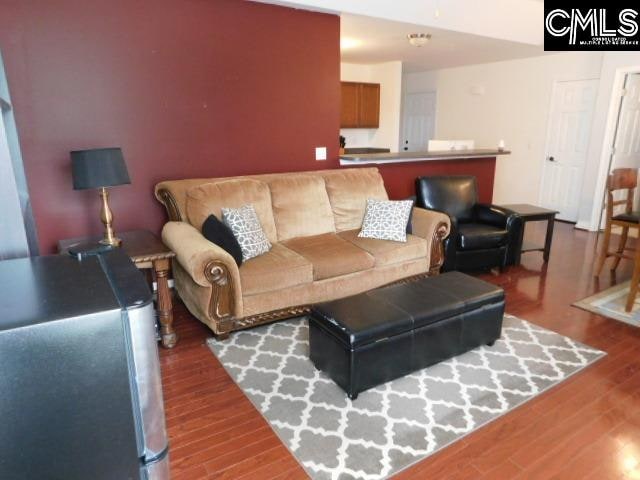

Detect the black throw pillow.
[
  {"left": 201, "top": 214, "right": 243, "bottom": 267},
  {"left": 406, "top": 198, "right": 415, "bottom": 234}
]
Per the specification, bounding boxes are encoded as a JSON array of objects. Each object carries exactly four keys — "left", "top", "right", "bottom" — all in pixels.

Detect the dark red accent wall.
[
  {"left": 376, "top": 158, "right": 496, "bottom": 202},
  {"left": 1, "top": 0, "right": 498, "bottom": 254},
  {"left": 0, "top": 0, "right": 340, "bottom": 253}
]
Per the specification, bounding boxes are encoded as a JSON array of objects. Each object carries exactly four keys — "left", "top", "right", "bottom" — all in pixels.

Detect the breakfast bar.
[
  {"left": 339, "top": 148, "right": 511, "bottom": 166},
  {"left": 339, "top": 149, "right": 511, "bottom": 204}
]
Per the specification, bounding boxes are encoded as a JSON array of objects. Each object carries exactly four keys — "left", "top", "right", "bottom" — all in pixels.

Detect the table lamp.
[{"left": 71, "top": 147, "right": 130, "bottom": 247}]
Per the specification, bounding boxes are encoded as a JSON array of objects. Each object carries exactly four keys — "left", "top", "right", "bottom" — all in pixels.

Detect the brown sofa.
[{"left": 155, "top": 168, "right": 450, "bottom": 338}]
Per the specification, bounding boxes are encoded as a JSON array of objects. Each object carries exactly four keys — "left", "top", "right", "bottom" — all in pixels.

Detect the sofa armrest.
[
  {"left": 410, "top": 207, "right": 451, "bottom": 274},
  {"left": 162, "top": 221, "right": 239, "bottom": 286},
  {"left": 161, "top": 221, "right": 242, "bottom": 322}
]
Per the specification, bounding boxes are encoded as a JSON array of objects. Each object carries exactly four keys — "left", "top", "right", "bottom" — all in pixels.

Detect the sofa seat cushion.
[
  {"left": 458, "top": 223, "right": 509, "bottom": 250},
  {"left": 283, "top": 233, "right": 375, "bottom": 281},
  {"left": 239, "top": 243, "right": 313, "bottom": 296},
  {"left": 338, "top": 229, "right": 428, "bottom": 267}
]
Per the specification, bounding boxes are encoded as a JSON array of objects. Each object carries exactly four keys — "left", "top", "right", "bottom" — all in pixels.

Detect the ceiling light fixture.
[
  {"left": 340, "top": 37, "right": 362, "bottom": 50},
  {"left": 407, "top": 33, "right": 432, "bottom": 47}
]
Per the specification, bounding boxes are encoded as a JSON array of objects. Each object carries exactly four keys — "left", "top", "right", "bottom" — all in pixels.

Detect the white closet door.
[
  {"left": 540, "top": 79, "right": 598, "bottom": 222},
  {"left": 611, "top": 73, "right": 640, "bottom": 171},
  {"left": 401, "top": 92, "right": 436, "bottom": 152}
]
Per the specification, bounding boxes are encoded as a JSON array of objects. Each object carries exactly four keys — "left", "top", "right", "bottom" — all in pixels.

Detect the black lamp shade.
[{"left": 71, "top": 147, "right": 131, "bottom": 190}]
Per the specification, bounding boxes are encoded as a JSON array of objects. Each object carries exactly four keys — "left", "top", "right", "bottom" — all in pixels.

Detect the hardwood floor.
[{"left": 159, "top": 222, "right": 640, "bottom": 479}]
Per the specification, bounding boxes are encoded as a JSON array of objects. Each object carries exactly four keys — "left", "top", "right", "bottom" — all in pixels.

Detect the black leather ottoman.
[{"left": 309, "top": 271, "right": 505, "bottom": 399}]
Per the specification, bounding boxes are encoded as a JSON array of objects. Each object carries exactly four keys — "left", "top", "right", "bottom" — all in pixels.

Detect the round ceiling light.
[
  {"left": 340, "top": 37, "right": 362, "bottom": 50},
  {"left": 407, "top": 33, "right": 432, "bottom": 47}
]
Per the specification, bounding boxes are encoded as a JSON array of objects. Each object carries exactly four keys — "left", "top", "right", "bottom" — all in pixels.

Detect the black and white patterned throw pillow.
[
  {"left": 221, "top": 204, "right": 272, "bottom": 261},
  {"left": 358, "top": 198, "right": 414, "bottom": 242}
]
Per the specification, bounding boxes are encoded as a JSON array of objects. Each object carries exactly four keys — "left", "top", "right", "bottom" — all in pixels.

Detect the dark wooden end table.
[
  {"left": 58, "top": 230, "right": 178, "bottom": 348},
  {"left": 501, "top": 204, "right": 559, "bottom": 264}
]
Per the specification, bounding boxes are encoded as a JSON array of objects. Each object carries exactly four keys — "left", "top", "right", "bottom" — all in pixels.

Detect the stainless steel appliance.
[{"left": 0, "top": 249, "right": 169, "bottom": 479}]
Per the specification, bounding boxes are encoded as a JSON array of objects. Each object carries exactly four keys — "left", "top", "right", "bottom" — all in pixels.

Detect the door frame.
[
  {"left": 587, "top": 65, "right": 640, "bottom": 232},
  {"left": 399, "top": 90, "right": 437, "bottom": 152},
  {"left": 538, "top": 77, "right": 599, "bottom": 222},
  {"left": 0, "top": 50, "right": 38, "bottom": 256}
]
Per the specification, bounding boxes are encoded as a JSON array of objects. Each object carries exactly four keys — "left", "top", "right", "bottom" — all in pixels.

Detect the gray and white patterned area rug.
[{"left": 207, "top": 315, "right": 604, "bottom": 480}]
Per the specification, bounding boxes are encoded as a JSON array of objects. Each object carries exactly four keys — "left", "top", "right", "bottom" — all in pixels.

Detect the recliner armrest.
[
  {"left": 474, "top": 204, "right": 518, "bottom": 229},
  {"left": 473, "top": 204, "right": 523, "bottom": 267}
]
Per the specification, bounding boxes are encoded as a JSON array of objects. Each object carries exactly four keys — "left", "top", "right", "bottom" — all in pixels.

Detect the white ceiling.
[
  {"left": 252, "top": 0, "right": 544, "bottom": 46},
  {"left": 341, "top": 14, "right": 546, "bottom": 73}
]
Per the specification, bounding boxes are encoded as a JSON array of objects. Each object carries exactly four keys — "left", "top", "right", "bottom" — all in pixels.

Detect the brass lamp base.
[
  {"left": 99, "top": 187, "right": 122, "bottom": 247},
  {"left": 99, "top": 236, "right": 122, "bottom": 247}
]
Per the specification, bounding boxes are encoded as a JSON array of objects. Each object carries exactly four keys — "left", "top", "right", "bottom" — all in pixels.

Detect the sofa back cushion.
[
  {"left": 322, "top": 169, "right": 389, "bottom": 231},
  {"left": 156, "top": 168, "right": 390, "bottom": 235},
  {"left": 268, "top": 175, "right": 336, "bottom": 241},
  {"left": 185, "top": 179, "right": 278, "bottom": 242}
]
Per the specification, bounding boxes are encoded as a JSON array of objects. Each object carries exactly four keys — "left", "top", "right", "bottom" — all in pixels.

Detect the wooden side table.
[
  {"left": 501, "top": 204, "right": 559, "bottom": 264},
  {"left": 58, "top": 230, "right": 178, "bottom": 348}
]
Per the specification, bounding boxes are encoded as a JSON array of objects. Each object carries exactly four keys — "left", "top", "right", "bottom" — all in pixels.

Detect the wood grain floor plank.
[
  {"left": 512, "top": 408, "right": 625, "bottom": 478},
  {"left": 235, "top": 454, "right": 302, "bottom": 480},
  {"left": 270, "top": 464, "right": 311, "bottom": 480},
  {"left": 170, "top": 416, "right": 266, "bottom": 461},
  {"left": 202, "top": 436, "right": 284, "bottom": 475},
  {"left": 172, "top": 425, "right": 274, "bottom": 474},
  {"left": 171, "top": 462, "right": 208, "bottom": 480},
  {"left": 477, "top": 459, "right": 522, "bottom": 480}
]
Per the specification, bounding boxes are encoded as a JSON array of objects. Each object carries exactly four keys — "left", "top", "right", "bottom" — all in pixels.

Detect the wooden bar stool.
[{"left": 594, "top": 168, "right": 640, "bottom": 311}]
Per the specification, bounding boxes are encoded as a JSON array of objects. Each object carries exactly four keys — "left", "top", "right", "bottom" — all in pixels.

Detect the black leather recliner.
[{"left": 415, "top": 175, "right": 523, "bottom": 272}]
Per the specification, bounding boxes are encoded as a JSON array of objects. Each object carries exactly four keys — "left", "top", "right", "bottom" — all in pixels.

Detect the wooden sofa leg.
[{"left": 215, "top": 331, "right": 230, "bottom": 341}]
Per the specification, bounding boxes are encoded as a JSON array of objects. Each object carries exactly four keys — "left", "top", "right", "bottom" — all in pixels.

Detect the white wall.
[
  {"left": 403, "top": 52, "right": 604, "bottom": 205},
  {"left": 577, "top": 52, "right": 640, "bottom": 230},
  {"left": 340, "top": 61, "right": 402, "bottom": 150}
]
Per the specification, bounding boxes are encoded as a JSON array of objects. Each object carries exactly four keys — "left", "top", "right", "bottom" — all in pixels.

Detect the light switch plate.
[{"left": 315, "top": 147, "right": 327, "bottom": 161}]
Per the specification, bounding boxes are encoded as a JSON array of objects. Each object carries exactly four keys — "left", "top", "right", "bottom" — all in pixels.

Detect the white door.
[
  {"left": 606, "top": 74, "right": 640, "bottom": 218},
  {"left": 401, "top": 92, "right": 436, "bottom": 152},
  {"left": 610, "top": 73, "right": 640, "bottom": 171},
  {"left": 540, "top": 79, "right": 598, "bottom": 222}
]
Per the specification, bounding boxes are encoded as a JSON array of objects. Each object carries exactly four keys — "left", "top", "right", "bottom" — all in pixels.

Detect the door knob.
[{"left": 548, "top": 156, "right": 555, "bottom": 162}]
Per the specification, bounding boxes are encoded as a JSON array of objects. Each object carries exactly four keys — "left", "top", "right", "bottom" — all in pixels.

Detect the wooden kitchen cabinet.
[
  {"left": 340, "top": 82, "right": 360, "bottom": 128},
  {"left": 358, "top": 83, "right": 380, "bottom": 127},
  {"left": 340, "top": 82, "right": 380, "bottom": 128}
]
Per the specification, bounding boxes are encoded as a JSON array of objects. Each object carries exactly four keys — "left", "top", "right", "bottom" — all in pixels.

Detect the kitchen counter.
[
  {"left": 340, "top": 149, "right": 510, "bottom": 166},
  {"left": 343, "top": 147, "right": 391, "bottom": 154}
]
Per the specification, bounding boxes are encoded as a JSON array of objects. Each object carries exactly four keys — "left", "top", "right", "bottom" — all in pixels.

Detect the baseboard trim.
[{"left": 575, "top": 221, "right": 593, "bottom": 231}]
